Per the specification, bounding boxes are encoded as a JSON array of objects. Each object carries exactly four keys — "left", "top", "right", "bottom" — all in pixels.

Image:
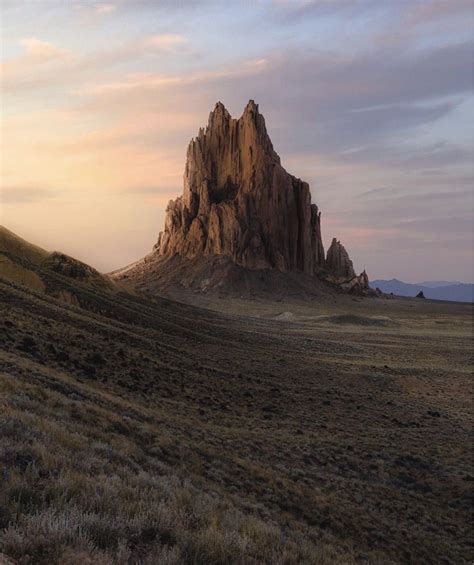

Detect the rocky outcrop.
[
  {"left": 0, "top": 226, "right": 117, "bottom": 305},
  {"left": 119, "top": 100, "right": 368, "bottom": 295},
  {"left": 326, "top": 238, "right": 356, "bottom": 280},
  {"left": 154, "top": 100, "right": 325, "bottom": 276},
  {"left": 44, "top": 252, "right": 99, "bottom": 280},
  {"left": 325, "top": 239, "right": 371, "bottom": 295},
  {"left": 339, "top": 271, "right": 370, "bottom": 295}
]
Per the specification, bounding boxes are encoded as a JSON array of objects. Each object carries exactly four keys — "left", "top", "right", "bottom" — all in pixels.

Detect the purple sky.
[{"left": 2, "top": 0, "right": 473, "bottom": 282}]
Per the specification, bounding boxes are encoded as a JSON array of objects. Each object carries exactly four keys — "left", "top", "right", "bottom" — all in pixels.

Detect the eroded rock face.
[
  {"left": 326, "top": 238, "right": 356, "bottom": 280},
  {"left": 45, "top": 252, "right": 96, "bottom": 279},
  {"left": 148, "top": 100, "right": 368, "bottom": 292},
  {"left": 340, "top": 271, "right": 371, "bottom": 295},
  {"left": 154, "top": 100, "right": 325, "bottom": 276}
]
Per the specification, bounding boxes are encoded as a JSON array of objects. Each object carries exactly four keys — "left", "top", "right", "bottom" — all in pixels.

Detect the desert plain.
[{"left": 0, "top": 254, "right": 472, "bottom": 564}]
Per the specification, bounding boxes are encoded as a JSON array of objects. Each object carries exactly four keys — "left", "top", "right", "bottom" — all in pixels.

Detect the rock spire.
[
  {"left": 154, "top": 100, "right": 326, "bottom": 276},
  {"left": 326, "top": 238, "right": 356, "bottom": 280},
  {"left": 136, "top": 100, "right": 369, "bottom": 293}
]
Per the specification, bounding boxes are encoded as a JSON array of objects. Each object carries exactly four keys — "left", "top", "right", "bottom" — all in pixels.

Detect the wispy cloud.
[
  {"left": 73, "top": 38, "right": 472, "bottom": 168},
  {"left": 0, "top": 37, "right": 71, "bottom": 91},
  {"left": 119, "top": 186, "right": 181, "bottom": 204},
  {"left": 1, "top": 187, "right": 56, "bottom": 204},
  {"left": 0, "top": 31, "right": 192, "bottom": 94},
  {"left": 2, "top": 0, "right": 473, "bottom": 279},
  {"left": 18, "top": 37, "right": 66, "bottom": 61},
  {"left": 94, "top": 3, "right": 117, "bottom": 15},
  {"left": 403, "top": 0, "right": 474, "bottom": 28},
  {"left": 81, "top": 57, "right": 269, "bottom": 96},
  {"left": 145, "top": 34, "right": 187, "bottom": 48}
]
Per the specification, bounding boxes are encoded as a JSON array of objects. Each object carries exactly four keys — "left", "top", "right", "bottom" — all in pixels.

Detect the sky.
[{"left": 1, "top": 0, "right": 473, "bottom": 283}]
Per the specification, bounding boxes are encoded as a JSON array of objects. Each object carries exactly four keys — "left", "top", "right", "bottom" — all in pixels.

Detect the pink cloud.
[
  {"left": 19, "top": 37, "right": 67, "bottom": 61},
  {"left": 94, "top": 3, "right": 117, "bottom": 15}
]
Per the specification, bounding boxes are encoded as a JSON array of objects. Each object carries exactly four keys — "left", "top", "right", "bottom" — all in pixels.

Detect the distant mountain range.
[{"left": 370, "top": 279, "right": 473, "bottom": 303}]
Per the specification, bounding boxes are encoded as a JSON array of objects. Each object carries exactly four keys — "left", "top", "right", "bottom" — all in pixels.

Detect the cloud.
[
  {"left": 269, "top": 0, "right": 370, "bottom": 21},
  {"left": 332, "top": 136, "right": 472, "bottom": 171},
  {"left": 403, "top": 0, "right": 474, "bottom": 28},
  {"left": 121, "top": 186, "right": 180, "bottom": 195},
  {"left": 1, "top": 31, "right": 193, "bottom": 95},
  {"left": 83, "top": 57, "right": 268, "bottom": 95},
  {"left": 2, "top": 0, "right": 472, "bottom": 280},
  {"left": 361, "top": 186, "right": 473, "bottom": 204},
  {"left": 74, "top": 37, "right": 472, "bottom": 170},
  {"left": 265, "top": 41, "right": 473, "bottom": 146},
  {"left": 360, "top": 186, "right": 402, "bottom": 198},
  {"left": 0, "top": 37, "right": 71, "bottom": 91},
  {"left": 322, "top": 180, "right": 473, "bottom": 280},
  {"left": 1, "top": 187, "right": 55, "bottom": 204},
  {"left": 270, "top": 0, "right": 474, "bottom": 37},
  {"left": 18, "top": 37, "right": 66, "bottom": 61},
  {"left": 145, "top": 34, "right": 187, "bottom": 48},
  {"left": 94, "top": 3, "right": 117, "bottom": 15}
]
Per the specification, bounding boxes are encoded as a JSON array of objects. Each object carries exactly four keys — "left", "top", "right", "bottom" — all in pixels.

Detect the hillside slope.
[
  {"left": 0, "top": 225, "right": 116, "bottom": 301},
  {"left": 1, "top": 232, "right": 473, "bottom": 563}
]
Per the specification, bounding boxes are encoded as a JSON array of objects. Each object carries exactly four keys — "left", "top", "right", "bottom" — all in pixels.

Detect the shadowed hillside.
[{"left": 1, "top": 228, "right": 472, "bottom": 564}]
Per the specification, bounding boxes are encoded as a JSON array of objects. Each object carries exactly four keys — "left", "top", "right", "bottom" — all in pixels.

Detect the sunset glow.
[{"left": 1, "top": 0, "right": 473, "bottom": 280}]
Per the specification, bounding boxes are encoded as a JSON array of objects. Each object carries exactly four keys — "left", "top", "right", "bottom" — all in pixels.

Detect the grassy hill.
[{"left": 0, "top": 225, "right": 115, "bottom": 299}]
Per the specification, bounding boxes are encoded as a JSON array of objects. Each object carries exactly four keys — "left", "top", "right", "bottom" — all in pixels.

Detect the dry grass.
[
  {"left": 0, "top": 277, "right": 472, "bottom": 563},
  {"left": 0, "top": 373, "right": 353, "bottom": 564}
]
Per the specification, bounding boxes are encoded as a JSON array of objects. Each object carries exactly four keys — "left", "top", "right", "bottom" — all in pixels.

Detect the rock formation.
[
  {"left": 154, "top": 100, "right": 325, "bottom": 276},
  {"left": 325, "top": 238, "right": 356, "bottom": 280},
  {"left": 115, "top": 100, "right": 368, "bottom": 295},
  {"left": 339, "top": 270, "right": 370, "bottom": 295}
]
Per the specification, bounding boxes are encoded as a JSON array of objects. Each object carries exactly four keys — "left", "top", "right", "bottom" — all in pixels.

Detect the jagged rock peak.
[
  {"left": 194, "top": 99, "right": 279, "bottom": 166},
  {"left": 326, "top": 238, "right": 356, "bottom": 280},
  {"left": 207, "top": 101, "right": 230, "bottom": 127},
  {"left": 155, "top": 100, "right": 324, "bottom": 274},
  {"left": 151, "top": 100, "right": 365, "bottom": 291},
  {"left": 209, "top": 99, "right": 259, "bottom": 123}
]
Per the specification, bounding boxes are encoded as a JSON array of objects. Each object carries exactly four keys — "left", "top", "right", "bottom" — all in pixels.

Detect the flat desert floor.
[{"left": 0, "top": 277, "right": 472, "bottom": 564}]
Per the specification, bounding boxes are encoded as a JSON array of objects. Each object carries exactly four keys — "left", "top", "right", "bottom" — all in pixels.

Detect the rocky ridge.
[{"left": 0, "top": 225, "right": 115, "bottom": 304}]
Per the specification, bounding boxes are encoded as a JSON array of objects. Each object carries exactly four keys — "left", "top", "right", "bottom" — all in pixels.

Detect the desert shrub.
[
  {"left": 0, "top": 381, "right": 354, "bottom": 565},
  {"left": 85, "top": 353, "right": 105, "bottom": 367},
  {"left": 1, "top": 507, "right": 97, "bottom": 564},
  {"left": 18, "top": 336, "right": 37, "bottom": 352}
]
